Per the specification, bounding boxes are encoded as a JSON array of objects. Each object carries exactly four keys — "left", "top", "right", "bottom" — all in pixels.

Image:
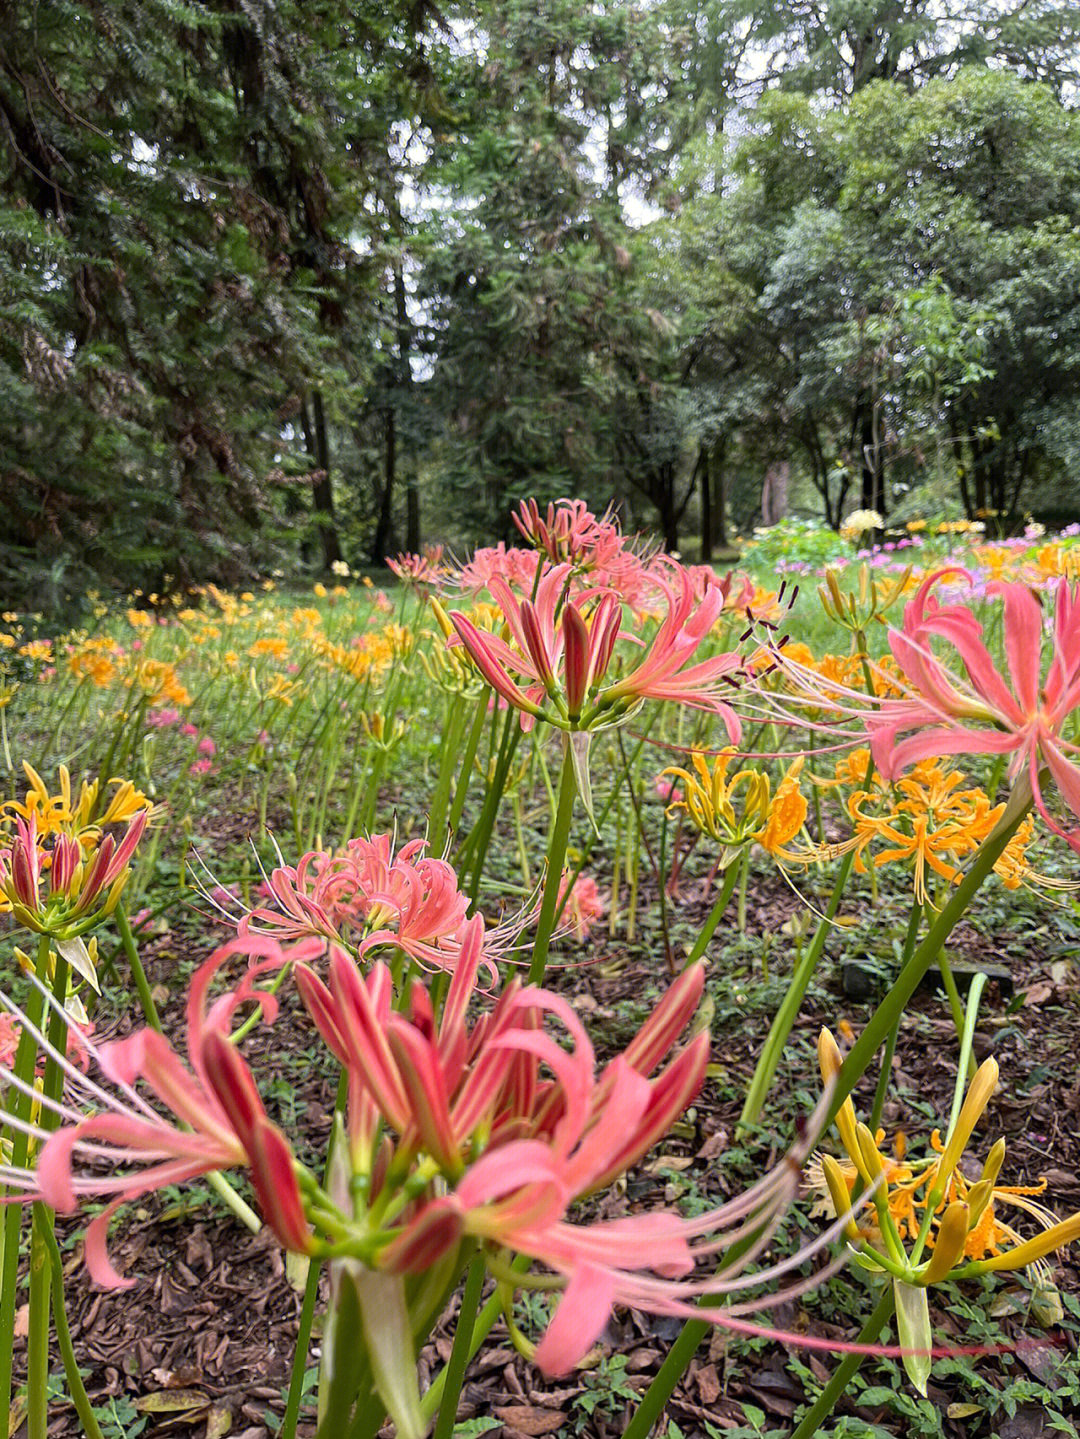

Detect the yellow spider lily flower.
[
  {"left": 993, "top": 815, "right": 1080, "bottom": 893},
  {"left": 756, "top": 757, "right": 807, "bottom": 855},
  {"left": 818, "top": 563, "right": 912, "bottom": 633},
  {"left": 803, "top": 760, "right": 1005, "bottom": 905},
  {"left": 922, "top": 1202, "right": 970, "bottom": 1285},
  {"left": 814, "top": 1030, "right": 1080, "bottom": 1297},
  {"left": 661, "top": 751, "right": 807, "bottom": 863}
]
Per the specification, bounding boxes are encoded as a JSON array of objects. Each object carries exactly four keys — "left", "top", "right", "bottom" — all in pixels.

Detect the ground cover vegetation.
[
  {"left": 4, "top": 0, "right": 1080, "bottom": 616},
  {"left": 3, "top": 502, "right": 1080, "bottom": 1438}
]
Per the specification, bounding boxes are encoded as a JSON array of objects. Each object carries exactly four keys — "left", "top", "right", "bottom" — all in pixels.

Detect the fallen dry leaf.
[
  {"left": 205, "top": 1406, "right": 233, "bottom": 1438},
  {"left": 493, "top": 1404, "right": 568, "bottom": 1435},
  {"left": 134, "top": 1388, "right": 211, "bottom": 1414}
]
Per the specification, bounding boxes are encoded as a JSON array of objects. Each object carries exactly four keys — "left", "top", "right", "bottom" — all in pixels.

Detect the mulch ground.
[{"left": 9, "top": 867, "right": 1080, "bottom": 1439}]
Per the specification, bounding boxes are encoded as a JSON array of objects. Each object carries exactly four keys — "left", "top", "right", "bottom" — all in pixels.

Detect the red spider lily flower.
[
  {"left": 867, "top": 571, "right": 1080, "bottom": 850},
  {"left": 224, "top": 834, "right": 514, "bottom": 983},
  {"left": 293, "top": 922, "right": 857, "bottom": 1376},
  {"left": 444, "top": 558, "right": 746, "bottom": 739},
  {"left": 1, "top": 941, "right": 313, "bottom": 1287},
  {"left": 386, "top": 548, "right": 448, "bottom": 589},
  {"left": 292, "top": 915, "right": 709, "bottom": 1185},
  {"left": 512, "top": 498, "right": 621, "bottom": 568},
  {"left": 0, "top": 810, "right": 147, "bottom": 936}
]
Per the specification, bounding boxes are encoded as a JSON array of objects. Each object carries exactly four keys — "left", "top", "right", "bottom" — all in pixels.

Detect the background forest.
[{"left": 4, "top": 0, "right": 1080, "bottom": 608}]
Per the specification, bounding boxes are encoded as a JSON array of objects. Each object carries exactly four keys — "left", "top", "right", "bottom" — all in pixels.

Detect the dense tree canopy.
[{"left": 2, "top": 0, "right": 1079, "bottom": 603}]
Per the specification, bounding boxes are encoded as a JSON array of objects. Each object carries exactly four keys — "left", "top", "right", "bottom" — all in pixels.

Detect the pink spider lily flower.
[
  {"left": 441, "top": 562, "right": 578, "bottom": 729},
  {"left": 220, "top": 834, "right": 517, "bottom": 983},
  {"left": 0, "top": 932, "right": 882, "bottom": 1435},
  {"left": 1, "top": 941, "right": 314, "bottom": 1287},
  {"left": 221, "top": 846, "right": 361, "bottom": 952},
  {"left": 557, "top": 871, "right": 604, "bottom": 941},
  {"left": 381, "top": 1077, "right": 860, "bottom": 1378},
  {"left": 596, "top": 560, "right": 746, "bottom": 736},
  {"left": 866, "top": 571, "right": 1080, "bottom": 850},
  {"left": 386, "top": 549, "right": 447, "bottom": 589},
  {"left": 444, "top": 558, "right": 745, "bottom": 739},
  {"left": 292, "top": 915, "right": 710, "bottom": 1184},
  {"left": 0, "top": 810, "right": 148, "bottom": 936},
  {"left": 455, "top": 542, "right": 543, "bottom": 597},
  {"left": 512, "top": 498, "right": 621, "bottom": 568},
  {"left": 683, "top": 563, "right": 755, "bottom": 613},
  {"left": 0, "top": 1012, "right": 19, "bottom": 1067}
]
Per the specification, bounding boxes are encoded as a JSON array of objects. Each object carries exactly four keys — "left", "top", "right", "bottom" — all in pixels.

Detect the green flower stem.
[
  {"left": 831, "top": 796, "right": 1029, "bottom": 1126},
  {"left": 279, "top": 1258, "right": 322, "bottom": 1439},
  {"left": 428, "top": 697, "right": 468, "bottom": 851},
  {"left": 735, "top": 846, "right": 751, "bottom": 933},
  {"left": 337, "top": 740, "right": 371, "bottom": 846},
  {"left": 116, "top": 903, "right": 162, "bottom": 1034},
  {"left": 421, "top": 1255, "right": 531, "bottom": 1422},
  {"left": 43, "top": 1223, "right": 105, "bottom": 1439},
  {"left": 528, "top": 742, "right": 578, "bottom": 986},
  {"left": 869, "top": 903, "right": 923, "bottom": 1131},
  {"left": 281, "top": 1068, "right": 350, "bottom": 1439},
  {"left": 684, "top": 860, "right": 741, "bottom": 968},
  {"left": 341, "top": 1391, "right": 383, "bottom": 1439},
  {"left": 788, "top": 1286, "right": 896, "bottom": 1439},
  {"left": 623, "top": 1316, "right": 709, "bottom": 1439},
  {"left": 360, "top": 748, "right": 387, "bottom": 835},
  {"left": 552, "top": 718, "right": 657, "bottom": 931},
  {"left": 0, "top": 936, "right": 53, "bottom": 1433},
  {"left": 736, "top": 718, "right": 880, "bottom": 1132},
  {"left": 907, "top": 974, "right": 989, "bottom": 1269},
  {"left": 513, "top": 794, "right": 532, "bottom": 890},
  {"left": 1, "top": 706, "right": 12, "bottom": 774},
  {"left": 948, "top": 974, "right": 987, "bottom": 1138},
  {"left": 622, "top": 1222, "right": 770, "bottom": 1439},
  {"left": 465, "top": 709, "right": 522, "bottom": 902},
  {"left": 27, "top": 950, "right": 72, "bottom": 1439},
  {"left": 203, "top": 1169, "right": 262, "bottom": 1233},
  {"left": 315, "top": 1270, "right": 366, "bottom": 1439},
  {"left": 448, "top": 693, "right": 492, "bottom": 840},
  {"left": 431, "top": 1254, "right": 487, "bottom": 1439},
  {"left": 737, "top": 848, "right": 858, "bottom": 1136},
  {"left": 27, "top": 1207, "right": 52, "bottom": 1439},
  {"left": 937, "top": 953, "right": 968, "bottom": 1053}
]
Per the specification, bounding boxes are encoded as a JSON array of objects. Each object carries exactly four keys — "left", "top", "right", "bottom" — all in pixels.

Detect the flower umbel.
[
  {"left": 814, "top": 1027, "right": 1080, "bottom": 1390},
  {"left": 662, "top": 751, "right": 807, "bottom": 868},
  {"left": 440, "top": 559, "right": 746, "bottom": 739},
  {"left": 867, "top": 572, "right": 1080, "bottom": 851}
]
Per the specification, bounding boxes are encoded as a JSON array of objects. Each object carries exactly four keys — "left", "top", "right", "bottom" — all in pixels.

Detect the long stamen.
[{"left": 1, "top": 979, "right": 160, "bottom": 1122}]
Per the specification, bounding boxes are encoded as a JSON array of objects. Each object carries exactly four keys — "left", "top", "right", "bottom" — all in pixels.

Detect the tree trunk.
[
  {"left": 947, "top": 413, "right": 973, "bottom": 518},
  {"left": 859, "top": 398, "right": 884, "bottom": 518},
  {"left": 371, "top": 404, "right": 397, "bottom": 563},
  {"left": 302, "top": 392, "right": 343, "bottom": 570},
  {"left": 712, "top": 441, "right": 729, "bottom": 549},
  {"left": 393, "top": 263, "right": 420, "bottom": 553},
  {"left": 700, "top": 445, "right": 712, "bottom": 562},
  {"left": 655, "top": 475, "right": 679, "bottom": 551},
  {"left": 761, "top": 460, "right": 788, "bottom": 527}
]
